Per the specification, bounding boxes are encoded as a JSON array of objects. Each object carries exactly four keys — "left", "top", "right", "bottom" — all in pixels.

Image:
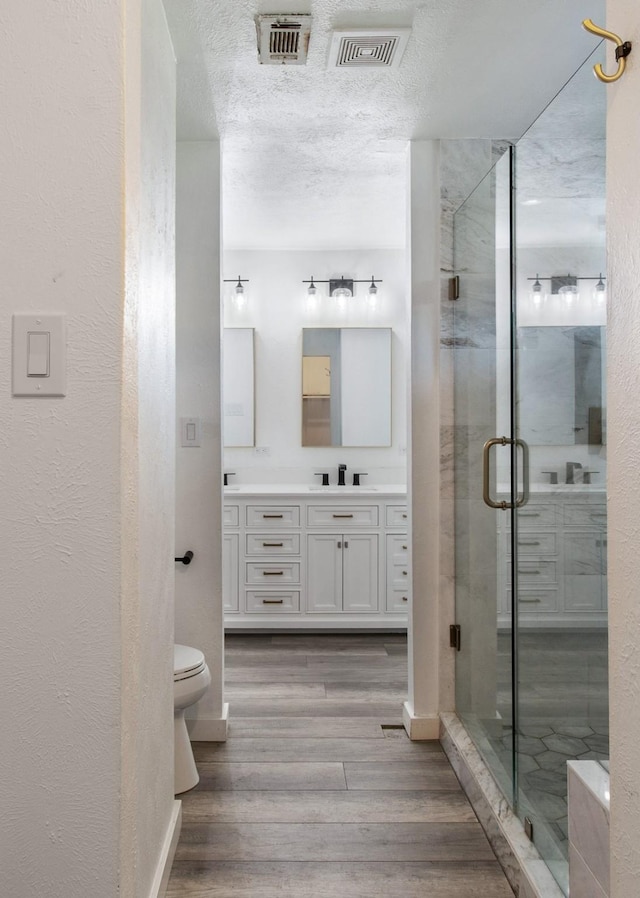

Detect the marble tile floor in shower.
[
  {"left": 490, "top": 630, "right": 608, "bottom": 861},
  {"left": 167, "top": 633, "right": 514, "bottom": 897}
]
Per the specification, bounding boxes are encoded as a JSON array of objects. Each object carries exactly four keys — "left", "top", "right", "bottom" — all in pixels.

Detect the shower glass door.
[
  {"left": 513, "top": 47, "right": 608, "bottom": 894},
  {"left": 453, "top": 46, "right": 608, "bottom": 897},
  {"left": 453, "top": 147, "right": 516, "bottom": 805}
]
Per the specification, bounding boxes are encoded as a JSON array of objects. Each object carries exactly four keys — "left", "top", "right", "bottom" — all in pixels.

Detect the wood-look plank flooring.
[{"left": 167, "top": 634, "right": 514, "bottom": 897}]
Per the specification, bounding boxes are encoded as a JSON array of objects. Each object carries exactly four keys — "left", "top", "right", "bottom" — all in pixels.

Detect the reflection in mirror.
[
  {"left": 302, "top": 328, "right": 391, "bottom": 447},
  {"left": 223, "top": 328, "right": 255, "bottom": 447},
  {"left": 517, "top": 326, "right": 605, "bottom": 449}
]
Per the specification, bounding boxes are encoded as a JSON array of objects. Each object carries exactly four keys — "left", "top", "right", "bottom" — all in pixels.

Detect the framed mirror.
[
  {"left": 223, "top": 328, "right": 255, "bottom": 447},
  {"left": 302, "top": 327, "right": 391, "bottom": 447}
]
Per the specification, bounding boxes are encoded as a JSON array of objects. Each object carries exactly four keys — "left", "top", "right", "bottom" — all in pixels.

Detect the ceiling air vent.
[
  {"left": 328, "top": 28, "right": 410, "bottom": 69},
  {"left": 256, "top": 14, "right": 312, "bottom": 66}
]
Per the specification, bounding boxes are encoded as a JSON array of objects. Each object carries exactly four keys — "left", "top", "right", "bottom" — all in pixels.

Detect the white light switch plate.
[
  {"left": 12, "top": 314, "right": 66, "bottom": 396},
  {"left": 180, "top": 416, "right": 201, "bottom": 447}
]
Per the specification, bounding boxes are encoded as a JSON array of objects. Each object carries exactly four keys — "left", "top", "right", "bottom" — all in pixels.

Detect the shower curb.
[{"left": 440, "top": 712, "right": 564, "bottom": 898}]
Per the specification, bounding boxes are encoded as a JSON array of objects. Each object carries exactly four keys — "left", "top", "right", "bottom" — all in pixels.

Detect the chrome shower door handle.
[
  {"left": 483, "top": 437, "right": 509, "bottom": 509},
  {"left": 482, "top": 436, "right": 530, "bottom": 510},
  {"left": 515, "top": 438, "right": 530, "bottom": 508}
]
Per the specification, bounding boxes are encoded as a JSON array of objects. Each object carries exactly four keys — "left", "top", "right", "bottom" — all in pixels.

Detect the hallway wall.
[
  {"left": 606, "top": 1, "right": 640, "bottom": 894},
  {"left": 175, "top": 141, "right": 226, "bottom": 738},
  {"left": 0, "top": 2, "right": 177, "bottom": 894}
]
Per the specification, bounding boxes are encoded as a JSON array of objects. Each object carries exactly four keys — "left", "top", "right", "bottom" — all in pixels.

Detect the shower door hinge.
[
  {"left": 449, "top": 624, "right": 461, "bottom": 651},
  {"left": 448, "top": 276, "right": 460, "bottom": 301},
  {"left": 524, "top": 817, "right": 534, "bottom": 842}
]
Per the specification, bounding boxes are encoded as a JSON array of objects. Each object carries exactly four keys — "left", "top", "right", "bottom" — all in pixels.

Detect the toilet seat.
[{"left": 174, "top": 644, "right": 206, "bottom": 681}]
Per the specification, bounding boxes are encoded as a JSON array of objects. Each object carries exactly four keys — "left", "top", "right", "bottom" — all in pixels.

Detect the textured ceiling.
[{"left": 163, "top": 0, "right": 604, "bottom": 249}]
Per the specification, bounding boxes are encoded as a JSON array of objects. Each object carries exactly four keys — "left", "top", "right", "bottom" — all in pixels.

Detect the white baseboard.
[
  {"left": 186, "top": 703, "right": 229, "bottom": 741},
  {"left": 402, "top": 701, "right": 440, "bottom": 740},
  {"left": 148, "top": 800, "right": 182, "bottom": 898}
]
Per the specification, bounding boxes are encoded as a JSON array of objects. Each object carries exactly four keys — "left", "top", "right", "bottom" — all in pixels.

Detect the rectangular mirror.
[
  {"left": 517, "top": 325, "right": 605, "bottom": 448},
  {"left": 223, "top": 328, "right": 255, "bottom": 447},
  {"left": 302, "top": 327, "right": 391, "bottom": 447}
]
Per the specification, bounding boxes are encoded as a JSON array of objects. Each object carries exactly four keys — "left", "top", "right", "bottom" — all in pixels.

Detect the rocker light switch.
[
  {"left": 180, "top": 417, "right": 201, "bottom": 447},
  {"left": 13, "top": 314, "right": 66, "bottom": 396},
  {"left": 27, "top": 332, "right": 50, "bottom": 376}
]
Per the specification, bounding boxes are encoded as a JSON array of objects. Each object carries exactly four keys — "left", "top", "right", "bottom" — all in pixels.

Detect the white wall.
[
  {"left": 121, "top": 0, "right": 177, "bottom": 893},
  {"left": 222, "top": 249, "right": 407, "bottom": 486},
  {"left": 404, "top": 141, "right": 451, "bottom": 738},
  {"left": 606, "top": 2, "right": 640, "bottom": 894},
  {"left": 175, "top": 142, "right": 227, "bottom": 738},
  {"left": 0, "top": 2, "right": 177, "bottom": 895}
]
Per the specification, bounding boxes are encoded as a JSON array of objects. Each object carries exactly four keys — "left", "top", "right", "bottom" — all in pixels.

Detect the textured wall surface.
[
  {"left": 606, "top": 1, "right": 640, "bottom": 895},
  {"left": 121, "top": 0, "right": 177, "bottom": 894},
  {"left": 0, "top": 2, "right": 124, "bottom": 894},
  {"left": 175, "top": 142, "right": 225, "bottom": 727}
]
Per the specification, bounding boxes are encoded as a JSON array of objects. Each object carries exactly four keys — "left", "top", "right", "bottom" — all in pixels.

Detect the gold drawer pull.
[
  {"left": 402, "top": 570, "right": 408, "bottom": 576},
  {"left": 402, "top": 513, "right": 407, "bottom": 518},
  {"left": 401, "top": 596, "right": 408, "bottom": 602},
  {"left": 518, "top": 539, "right": 540, "bottom": 546},
  {"left": 262, "top": 598, "right": 284, "bottom": 605},
  {"left": 402, "top": 544, "right": 407, "bottom": 550},
  {"left": 519, "top": 511, "right": 540, "bottom": 517},
  {"left": 333, "top": 513, "right": 354, "bottom": 518},
  {"left": 263, "top": 514, "right": 284, "bottom": 519},
  {"left": 590, "top": 512, "right": 607, "bottom": 517},
  {"left": 263, "top": 570, "right": 284, "bottom": 576},
  {"left": 519, "top": 597, "right": 542, "bottom": 604},
  {"left": 518, "top": 569, "right": 541, "bottom": 574},
  {"left": 263, "top": 542, "right": 284, "bottom": 547}
]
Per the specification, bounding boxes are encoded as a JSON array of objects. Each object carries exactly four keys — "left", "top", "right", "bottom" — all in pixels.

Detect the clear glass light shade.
[
  {"left": 594, "top": 276, "right": 606, "bottom": 305},
  {"left": 558, "top": 283, "right": 578, "bottom": 305},
  {"left": 529, "top": 277, "right": 544, "bottom": 306}
]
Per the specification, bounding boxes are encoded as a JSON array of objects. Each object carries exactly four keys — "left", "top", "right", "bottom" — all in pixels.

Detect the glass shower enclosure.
[{"left": 453, "top": 48, "right": 607, "bottom": 895}]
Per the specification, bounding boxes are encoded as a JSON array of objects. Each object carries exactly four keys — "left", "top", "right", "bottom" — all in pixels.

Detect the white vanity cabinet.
[
  {"left": 222, "top": 503, "right": 240, "bottom": 613},
  {"left": 497, "top": 490, "right": 607, "bottom": 628},
  {"left": 307, "top": 533, "right": 378, "bottom": 614},
  {"left": 223, "top": 487, "right": 408, "bottom": 629}
]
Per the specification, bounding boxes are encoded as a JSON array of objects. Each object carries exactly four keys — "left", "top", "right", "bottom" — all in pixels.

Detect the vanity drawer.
[
  {"left": 515, "top": 504, "right": 556, "bottom": 528},
  {"left": 387, "top": 590, "right": 410, "bottom": 613},
  {"left": 246, "top": 590, "right": 300, "bottom": 613},
  {"left": 246, "top": 561, "right": 300, "bottom": 585},
  {"left": 562, "top": 504, "right": 607, "bottom": 527},
  {"left": 387, "top": 534, "right": 409, "bottom": 565},
  {"left": 246, "top": 505, "right": 301, "bottom": 528},
  {"left": 246, "top": 534, "right": 300, "bottom": 556},
  {"left": 386, "top": 505, "right": 409, "bottom": 527},
  {"left": 508, "top": 559, "right": 557, "bottom": 585},
  {"left": 508, "top": 532, "right": 557, "bottom": 555},
  {"left": 223, "top": 504, "right": 239, "bottom": 527},
  {"left": 508, "top": 588, "right": 559, "bottom": 612},
  {"left": 307, "top": 505, "right": 379, "bottom": 527}
]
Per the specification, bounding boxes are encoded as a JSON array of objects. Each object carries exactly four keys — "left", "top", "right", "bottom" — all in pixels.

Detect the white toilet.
[{"left": 173, "top": 644, "right": 211, "bottom": 794}]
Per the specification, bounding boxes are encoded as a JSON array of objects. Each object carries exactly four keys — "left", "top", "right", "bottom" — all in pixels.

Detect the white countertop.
[
  {"left": 497, "top": 483, "right": 605, "bottom": 496},
  {"left": 224, "top": 483, "right": 406, "bottom": 497}
]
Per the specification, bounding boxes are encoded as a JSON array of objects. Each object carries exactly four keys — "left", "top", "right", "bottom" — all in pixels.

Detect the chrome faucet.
[
  {"left": 566, "top": 462, "right": 583, "bottom": 484},
  {"left": 337, "top": 463, "right": 347, "bottom": 486}
]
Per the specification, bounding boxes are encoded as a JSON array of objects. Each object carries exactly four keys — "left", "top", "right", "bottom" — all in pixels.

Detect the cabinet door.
[
  {"left": 307, "top": 534, "right": 342, "bottom": 613},
  {"left": 222, "top": 532, "right": 239, "bottom": 612},
  {"left": 563, "top": 531, "right": 606, "bottom": 611},
  {"left": 343, "top": 534, "right": 379, "bottom": 613}
]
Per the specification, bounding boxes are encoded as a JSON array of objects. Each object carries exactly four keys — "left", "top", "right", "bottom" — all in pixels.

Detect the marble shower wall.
[{"left": 439, "top": 139, "right": 509, "bottom": 717}]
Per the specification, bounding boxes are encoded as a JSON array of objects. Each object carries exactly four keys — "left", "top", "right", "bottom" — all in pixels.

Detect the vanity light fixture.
[
  {"left": 302, "top": 274, "right": 383, "bottom": 298},
  {"left": 527, "top": 273, "right": 607, "bottom": 305},
  {"left": 223, "top": 275, "right": 250, "bottom": 295}
]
